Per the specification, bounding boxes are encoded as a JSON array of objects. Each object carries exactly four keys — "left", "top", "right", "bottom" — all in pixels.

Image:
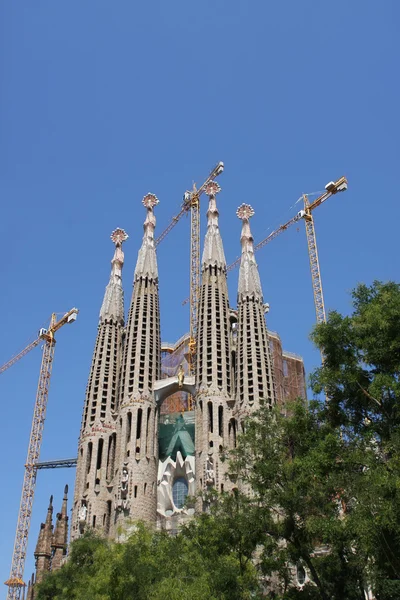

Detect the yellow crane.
[
  {"left": 183, "top": 176, "right": 348, "bottom": 327},
  {"left": 155, "top": 162, "right": 224, "bottom": 372},
  {"left": 4, "top": 308, "right": 78, "bottom": 600}
]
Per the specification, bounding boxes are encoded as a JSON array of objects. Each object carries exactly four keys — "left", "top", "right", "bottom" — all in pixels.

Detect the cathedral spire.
[
  {"left": 52, "top": 486, "right": 69, "bottom": 571},
  {"left": 201, "top": 181, "right": 226, "bottom": 269},
  {"left": 71, "top": 230, "right": 127, "bottom": 541},
  {"left": 235, "top": 204, "right": 275, "bottom": 411},
  {"left": 100, "top": 228, "right": 128, "bottom": 322},
  {"left": 195, "top": 182, "right": 234, "bottom": 505},
  {"left": 34, "top": 496, "right": 53, "bottom": 584},
  {"left": 237, "top": 204, "right": 263, "bottom": 302},
  {"left": 115, "top": 193, "right": 161, "bottom": 531}
]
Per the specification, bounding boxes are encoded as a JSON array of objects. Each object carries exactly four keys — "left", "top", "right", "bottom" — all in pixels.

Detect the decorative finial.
[
  {"left": 111, "top": 228, "right": 128, "bottom": 245},
  {"left": 142, "top": 193, "right": 159, "bottom": 209},
  {"left": 205, "top": 181, "right": 221, "bottom": 196},
  {"left": 64, "top": 484, "right": 68, "bottom": 498},
  {"left": 236, "top": 203, "right": 255, "bottom": 221},
  {"left": 49, "top": 495, "right": 53, "bottom": 507}
]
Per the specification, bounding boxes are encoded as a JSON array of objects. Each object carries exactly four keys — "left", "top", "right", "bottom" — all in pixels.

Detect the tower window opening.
[
  {"left": 218, "top": 405, "right": 223, "bottom": 437},
  {"left": 146, "top": 407, "right": 151, "bottom": 455},
  {"left": 86, "top": 442, "right": 93, "bottom": 474},
  {"left": 96, "top": 438, "right": 104, "bottom": 471},
  {"left": 172, "top": 477, "right": 188, "bottom": 509},
  {"left": 136, "top": 408, "right": 142, "bottom": 440},
  {"left": 126, "top": 412, "right": 132, "bottom": 443},
  {"left": 208, "top": 402, "right": 213, "bottom": 433}
]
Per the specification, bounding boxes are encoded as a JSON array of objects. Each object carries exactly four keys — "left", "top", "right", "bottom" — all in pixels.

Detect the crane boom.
[
  {"left": 5, "top": 308, "right": 78, "bottom": 600},
  {"left": 181, "top": 176, "right": 348, "bottom": 318},
  {"left": 155, "top": 205, "right": 187, "bottom": 247},
  {"left": 0, "top": 339, "right": 41, "bottom": 375},
  {"left": 154, "top": 162, "right": 224, "bottom": 248}
]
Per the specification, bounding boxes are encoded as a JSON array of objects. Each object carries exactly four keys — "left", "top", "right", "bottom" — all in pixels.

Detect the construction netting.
[{"left": 160, "top": 333, "right": 194, "bottom": 414}]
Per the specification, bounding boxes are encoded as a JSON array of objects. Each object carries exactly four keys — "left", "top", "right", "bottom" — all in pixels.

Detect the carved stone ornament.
[
  {"left": 110, "top": 228, "right": 129, "bottom": 245},
  {"left": 142, "top": 193, "right": 159, "bottom": 209},
  {"left": 204, "top": 181, "right": 221, "bottom": 197},
  {"left": 236, "top": 203, "right": 255, "bottom": 221}
]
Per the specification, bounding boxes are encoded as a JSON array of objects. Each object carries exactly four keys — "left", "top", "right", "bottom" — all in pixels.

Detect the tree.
[
  {"left": 36, "top": 520, "right": 261, "bottom": 600},
  {"left": 310, "top": 281, "right": 400, "bottom": 598},
  {"left": 229, "top": 399, "right": 369, "bottom": 599}
]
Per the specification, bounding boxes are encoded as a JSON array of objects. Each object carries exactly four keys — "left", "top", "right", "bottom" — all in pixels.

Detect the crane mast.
[
  {"left": 5, "top": 308, "right": 78, "bottom": 600},
  {"left": 188, "top": 187, "right": 200, "bottom": 370},
  {"left": 303, "top": 194, "right": 326, "bottom": 324},
  {"left": 155, "top": 162, "right": 224, "bottom": 374}
]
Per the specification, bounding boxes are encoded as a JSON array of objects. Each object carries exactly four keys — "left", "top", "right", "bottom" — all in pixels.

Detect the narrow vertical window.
[
  {"left": 136, "top": 408, "right": 142, "bottom": 455},
  {"left": 208, "top": 402, "right": 213, "bottom": 433},
  {"left": 136, "top": 408, "right": 142, "bottom": 440},
  {"left": 106, "top": 500, "right": 112, "bottom": 534},
  {"left": 218, "top": 405, "right": 223, "bottom": 437},
  {"left": 86, "top": 442, "right": 93, "bottom": 474},
  {"left": 126, "top": 412, "right": 132, "bottom": 442},
  {"left": 96, "top": 438, "right": 104, "bottom": 470},
  {"left": 146, "top": 407, "right": 151, "bottom": 455}
]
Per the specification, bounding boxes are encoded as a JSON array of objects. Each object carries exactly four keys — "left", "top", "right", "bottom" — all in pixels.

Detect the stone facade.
[{"left": 66, "top": 184, "right": 306, "bottom": 542}]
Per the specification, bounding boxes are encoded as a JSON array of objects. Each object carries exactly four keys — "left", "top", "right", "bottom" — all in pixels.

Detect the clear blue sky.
[{"left": 0, "top": 0, "right": 399, "bottom": 591}]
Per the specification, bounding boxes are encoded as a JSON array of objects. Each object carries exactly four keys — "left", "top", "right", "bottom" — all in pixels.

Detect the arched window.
[
  {"left": 296, "top": 564, "right": 306, "bottom": 586},
  {"left": 172, "top": 477, "right": 188, "bottom": 509}
]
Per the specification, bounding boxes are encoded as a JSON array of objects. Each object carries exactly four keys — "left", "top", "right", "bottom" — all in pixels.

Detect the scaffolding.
[{"left": 160, "top": 334, "right": 193, "bottom": 415}]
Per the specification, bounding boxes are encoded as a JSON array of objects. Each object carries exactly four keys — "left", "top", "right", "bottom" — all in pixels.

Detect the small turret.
[
  {"left": 51, "top": 485, "right": 69, "bottom": 571},
  {"left": 34, "top": 496, "right": 53, "bottom": 585}
]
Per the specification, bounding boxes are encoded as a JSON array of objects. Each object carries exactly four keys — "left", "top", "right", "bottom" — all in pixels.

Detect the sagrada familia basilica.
[{"left": 27, "top": 182, "right": 306, "bottom": 596}]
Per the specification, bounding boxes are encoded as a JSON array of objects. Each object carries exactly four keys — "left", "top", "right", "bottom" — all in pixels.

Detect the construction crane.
[
  {"left": 155, "top": 162, "right": 224, "bottom": 373},
  {"left": 182, "top": 176, "right": 347, "bottom": 327},
  {"left": 4, "top": 308, "right": 78, "bottom": 600}
]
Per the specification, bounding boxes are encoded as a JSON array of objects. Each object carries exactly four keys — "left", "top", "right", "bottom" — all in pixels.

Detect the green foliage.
[
  {"left": 310, "top": 280, "right": 400, "bottom": 440},
  {"left": 36, "top": 521, "right": 260, "bottom": 600}
]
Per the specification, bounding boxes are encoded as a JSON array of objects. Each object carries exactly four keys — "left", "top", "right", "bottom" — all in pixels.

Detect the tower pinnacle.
[
  {"left": 202, "top": 181, "right": 226, "bottom": 269},
  {"left": 116, "top": 193, "right": 162, "bottom": 529},
  {"left": 235, "top": 204, "right": 275, "bottom": 410},
  {"left": 237, "top": 203, "right": 263, "bottom": 302},
  {"left": 52, "top": 485, "right": 69, "bottom": 570},
  {"left": 100, "top": 228, "right": 128, "bottom": 322},
  {"left": 134, "top": 193, "right": 159, "bottom": 280}
]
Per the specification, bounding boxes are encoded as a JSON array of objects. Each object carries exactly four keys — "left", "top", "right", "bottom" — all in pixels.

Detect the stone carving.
[
  {"left": 79, "top": 503, "right": 87, "bottom": 523},
  {"left": 177, "top": 364, "right": 185, "bottom": 388},
  {"left": 205, "top": 455, "right": 215, "bottom": 486},
  {"left": 121, "top": 468, "right": 129, "bottom": 499}
]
